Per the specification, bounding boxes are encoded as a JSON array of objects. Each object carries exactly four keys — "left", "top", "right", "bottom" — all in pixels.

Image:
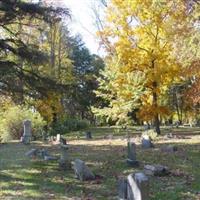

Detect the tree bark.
[{"left": 152, "top": 82, "right": 161, "bottom": 135}]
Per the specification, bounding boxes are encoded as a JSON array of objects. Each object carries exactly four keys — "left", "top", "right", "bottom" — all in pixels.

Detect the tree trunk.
[
  {"left": 174, "top": 91, "right": 182, "bottom": 124},
  {"left": 58, "top": 27, "right": 62, "bottom": 80},
  {"left": 152, "top": 82, "right": 161, "bottom": 135},
  {"left": 50, "top": 22, "right": 57, "bottom": 77}
]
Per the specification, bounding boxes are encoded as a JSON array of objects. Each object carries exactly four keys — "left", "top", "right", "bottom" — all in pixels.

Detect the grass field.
[{"left": 0, "top": 127, "right": 200, "bottom": 200}]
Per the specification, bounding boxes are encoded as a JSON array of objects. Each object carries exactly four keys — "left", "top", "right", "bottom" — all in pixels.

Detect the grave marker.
[
  {"left": 22, "top": 120, "right": 32, "bottom": 144},
  {"left": 127, "top": 141, "right": 139, "bottom": 167}
]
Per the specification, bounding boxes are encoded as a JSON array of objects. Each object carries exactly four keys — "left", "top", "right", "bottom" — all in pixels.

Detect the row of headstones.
[
  {"left": 25, "top": 140, "right": 172, "bottom": 200},
  {"left": 21, "top": 120, "right": 94, "bottom": 180},
  {"left": 21, "top": 119, "right": 91, "bottom": 142},
  {"left": 122, "top": 141, "right": 173, "bottom": 199},
  {"left": 21, "top": 119, "right": 93, "bottom": 144},
  {"left": 52, "top": 137, "right": 95, "bottom": 181},
  {"left": 25, "top": 134, "right": 95, "bottom": 182},
  {"left": 141, "top": 135, "right": 178, "bottom": 153},
  {"left": 127, "top": 141, "right": 172, "bottom": 171}
]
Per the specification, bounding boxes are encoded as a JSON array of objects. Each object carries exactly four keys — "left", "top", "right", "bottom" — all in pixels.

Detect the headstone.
[
  {"left": 85, "top": 131, "right": 92, "bottom": 139},
  {"left": 21, "top": 120, "right": 32, "bottom": 144},
  {"left": 73, "top": 159, "right": 95, "bottom": 181},
  {"left": 161, "top": 145, "right": 178, "bottom": 153},
  {"left": 44, "top": 155, "right": 58, "bottom": 161},
  {"left": 127, "top": 172, "right": 149, "bottom": 200},
  {"left": 25, "top": 149, "right": 38, "bottom": 158},
  {"left": 39, "top": 149, "right": 49, "bottom": 159},
  {"left": 126, "top": 142, "right": 139, "bottom": 167},
  {"left": 118, "top": 178, "right": 127, "bottom": 200},
  {"left": 58, "top": 144, "right": 71, "bottom": 170},
  {"left": 144, "top": 164, "right": 170, "bottom": 176},
  {"left": 56, "top": 134, "right": 61, "bottom": 143},
  {"left": 60, "top": 137, "right": 67, "bottom": 145},
  {"left": 141, "top": 135, "right": 154, "bottom": 149}
]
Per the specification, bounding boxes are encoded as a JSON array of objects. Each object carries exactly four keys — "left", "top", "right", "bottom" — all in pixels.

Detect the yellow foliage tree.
[
  {"left": 34, "top": 92, "right": 63, "bottom": 124},
  {"left": 94, "top": 0, "right": 194, "bottom": 133}
]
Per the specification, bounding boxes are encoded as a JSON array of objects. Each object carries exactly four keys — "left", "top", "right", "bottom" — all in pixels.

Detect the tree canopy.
[
  {"left": 93, "top": 0, "right": 200, "bottom": 133},
  {"left": 0, "top": 0, "right": 70, "bottom": 97}
]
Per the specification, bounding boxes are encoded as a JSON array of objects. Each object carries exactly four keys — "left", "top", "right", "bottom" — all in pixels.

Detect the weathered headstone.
[
  {"left": 58, "top": 144, "right": 71, "bottom": 170},
  {"left": 85, "top": 131, "right": 92, "bottom": 139},
  {"left": 144, "top": 164, "right": 170, "bottom": 176},
  {"left": 126, "top": 142, "right": 139, "bottom": 167},
  {"left": 127, "top": 172, "right": 149, "bottom": 200},
  {"left": 118, "top": 177, "right": 127, "bottom": 200},
  {"left": 25, "top": 149, "right": 38, "bottom": 158},
  {"left": 141, "top": 135, "right": 154, "bottom": 149},
  {"left": 44, "top": 155, "right": 58, "bottom": 161},
  {"left": 161, "top": 145, "right": 177, "bottom": 153},
  {"left": 73, "top": 159, "right": 95, "bottom": 181},
  {"left": 22, "top": 120, "right": 32, "bottom": 144}
]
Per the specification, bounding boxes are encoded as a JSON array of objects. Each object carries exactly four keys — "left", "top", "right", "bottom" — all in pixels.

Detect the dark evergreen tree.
[{"left": 0, "top": 0, "right": 69, "bottom": 98}]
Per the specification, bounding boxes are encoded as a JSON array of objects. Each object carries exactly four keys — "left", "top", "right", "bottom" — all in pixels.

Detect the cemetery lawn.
[{"left": 0, "top": 127, "right": 200, "bottom": 200}]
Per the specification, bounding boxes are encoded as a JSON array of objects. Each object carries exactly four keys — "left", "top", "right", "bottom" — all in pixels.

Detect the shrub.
[
  {"left": 0, "top": 105, "right": 46, "bottom": 142},
  {"left": 50, "top": 118, "right": 89, "bottom": 135}
]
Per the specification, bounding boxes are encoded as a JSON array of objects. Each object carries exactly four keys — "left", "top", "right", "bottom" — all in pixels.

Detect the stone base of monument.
[
  {"left": 126, "top": 159, "right": 139, "bottom": 167},
  {"left": 21, "top": 136, "right": 31, "bottom": 144}
]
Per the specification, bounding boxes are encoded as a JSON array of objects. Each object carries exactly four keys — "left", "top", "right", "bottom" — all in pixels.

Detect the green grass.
[{"left": 0, "top": 127, "right": 200, "bottom": 199}]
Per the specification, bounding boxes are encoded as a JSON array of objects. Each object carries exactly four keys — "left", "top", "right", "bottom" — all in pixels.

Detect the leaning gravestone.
[
  {"left": 127, "top": 141, "right": 139, "bottom": 167},
  {"left": 22, "top": 120, "right": 32, "bottom": 144},
  {"left": 73, "top": 159, "right": 95, "bottom": 181},
  {"left": 59, "top": 144, "right": 71, "bottom": 170},
  {"left": 25, "top": 149, "right": 38, "bottom": 158},
  {"left": 127, "top": 172, "right": 149, "bottom": 200}
]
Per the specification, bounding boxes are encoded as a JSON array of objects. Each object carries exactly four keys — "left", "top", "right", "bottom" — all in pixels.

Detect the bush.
[
  {"left": 50, "top": 118, "right": 89, "bottom": 135},
  {"left": 142, "top": 129, "right": 158, "bottom": 140},
  {"left": 0, "top": 105, "right": 46, "bottom": 142}
]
